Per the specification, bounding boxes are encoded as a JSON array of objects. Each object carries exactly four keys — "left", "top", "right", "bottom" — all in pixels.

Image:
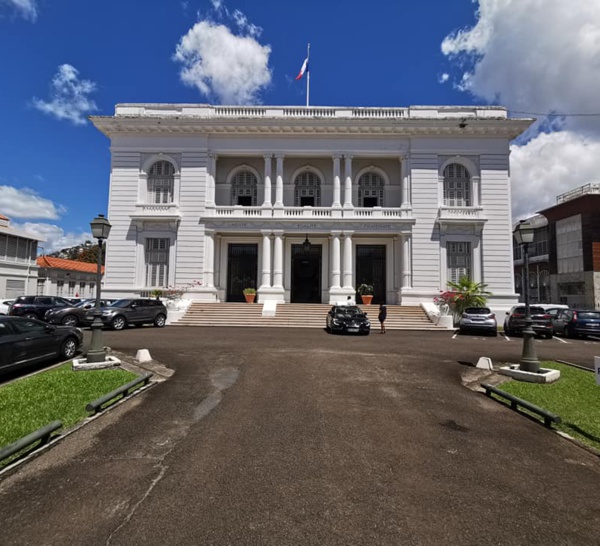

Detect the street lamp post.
[
  {"left": 86, "top": 214, "right": 112, "bottom": 364},
  {"left": 513, "top": 220, "right": 540, "bottom": 373}
]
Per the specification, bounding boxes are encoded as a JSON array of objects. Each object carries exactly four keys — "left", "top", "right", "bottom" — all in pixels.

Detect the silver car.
[{"left": 458, "top": 307, "right": 498, "bottom": 336}]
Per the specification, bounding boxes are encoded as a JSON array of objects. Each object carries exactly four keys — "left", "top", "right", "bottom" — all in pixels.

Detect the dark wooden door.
[
  {"left": 291, "top": 244, "right": 322, "bottom": 303},
  {"left": 227, "top": 244, "right": 258, "bottom": 302},
  {"left": 355, "top": 245, "right": 386, "bottom": 304}
]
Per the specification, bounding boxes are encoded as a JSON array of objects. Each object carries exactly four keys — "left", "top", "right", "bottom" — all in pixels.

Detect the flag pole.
[{"left": 306, "top": 43, "right": 310, "bottom": 107}]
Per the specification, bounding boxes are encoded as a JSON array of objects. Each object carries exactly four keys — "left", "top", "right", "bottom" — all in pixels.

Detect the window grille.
[
  {"left": 146, "top": 238, "right": 169, "bottom": 287},
  {"left": 90, "top": 283, "right": 96, "bottom": 297},
  {"left": 231, "top": 170, "right": 258, "bottom": 206},
  {"left": 358, "top": 172, "right": 384, "bottom": 207},
  {"left": 79, "top": 282, "right": 85, "bottom": 297},
  {"left": 443, "top": 164, "right": 471, "bottom": 207},
  {"left": 148, "top": 160, "right": 175, "bottom": 204},
  {"left": 57, "top": 280, "right": 64, "bottom": 296},
  {"left": 37, "top": 279, "right": 45, "bottom": 295},
  {"left": 68, "top": 281, "right": 76, "bottom": 297},
  {"left": 447, "top": 242, "right": 471, "bottom": 283},
  {"left": 294, "top": 172, "right": 321, "bottom": 206}
]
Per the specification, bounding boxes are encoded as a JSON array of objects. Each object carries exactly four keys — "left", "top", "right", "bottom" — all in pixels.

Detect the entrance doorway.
[
  {"left": 227, "top": 244, "right": 258, "bottom": 302},
  {"left": 355, "top": 245, "right": 386, "bottom": 303},
  {"left": 291, "top": 244, "right": 322, "bottom": 303}
]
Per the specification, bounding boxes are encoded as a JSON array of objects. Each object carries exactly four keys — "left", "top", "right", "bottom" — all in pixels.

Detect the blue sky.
[{"left": 1, "top": 0, "right": 599, "bottom": 252}]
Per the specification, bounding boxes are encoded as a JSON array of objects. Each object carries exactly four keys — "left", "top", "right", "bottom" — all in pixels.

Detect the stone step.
[{"left": 174, "top": 303, "right": 441, "bottom": 330}]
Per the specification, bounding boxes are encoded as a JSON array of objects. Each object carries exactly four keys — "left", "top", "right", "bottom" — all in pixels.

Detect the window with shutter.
[
  {"left": 447, "top": 242, "right": 471, "bottom": 283},
  {"left": 443, "top": 164, "right": 471, "bottom": 207},
  {"left": 145, "top": 238, "right": 169, "bottom": 287},
  {"left": 231, "top": 171, "right": 258, "bottom": 206},
  {"left": 148, "top": 161, "right": 175, "bottom": 204},
  {"left": 358, "top": 172, "right": 384, "bottom": 207},
  {"left": 294, "top": 172, "right": 321, "bottom": 207}
]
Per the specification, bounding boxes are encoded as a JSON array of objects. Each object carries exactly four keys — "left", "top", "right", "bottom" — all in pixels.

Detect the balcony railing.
[
  {"left": 130, "top": 203, "right": 181, "bottom": 220},
  {"left": 208, "top": 205, "right": 411, "bottom": 220},
  {"left": 438, "top": 206, "right": 484, "bottom": 221}
]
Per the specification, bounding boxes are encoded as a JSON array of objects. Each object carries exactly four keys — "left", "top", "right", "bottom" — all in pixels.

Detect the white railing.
[
  {"left": 438, "top": 206, "right": 483, "bottom": 220},
  {"left": 207, "top": 205, "right": 410, "bottom": 220},
  {"left": 557, "top": 183, "right": 600, "bottom": 203},
  {"left": 131, "top": 204, "right": 180, "bottom": 216}
]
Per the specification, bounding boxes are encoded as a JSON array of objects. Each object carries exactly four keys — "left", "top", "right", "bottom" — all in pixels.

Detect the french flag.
[{"left": 295, "top": 57, "right": 309, "bottom": 80}]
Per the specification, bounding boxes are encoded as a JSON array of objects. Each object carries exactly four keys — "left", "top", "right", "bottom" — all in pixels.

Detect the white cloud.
[
  {"left": 11, "top": 221, "right": 92, "bottom": 253},
  {"left": 32, "top": 64, "right": 98, "bottom": 125},
  {"left": 174, "top": 16, "right": 271, "bottom": 104},
  {"left": 1, "top": 0, "right": 37, "bottom": 21},
  {"left": 510, "top": 131, "right": 600, "bottom": 219},
  {"left": 0, "top": 185, "right": 66, "bottom": 220},
  {"left": 441, "top": 0, "right": 600, "bottom": 220},
  {"left": 438, "top": 73, "right": 449, "bottom": 84}
]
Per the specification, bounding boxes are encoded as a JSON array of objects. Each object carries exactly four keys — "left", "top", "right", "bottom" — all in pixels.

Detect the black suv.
[
  {"left": 326, "top": 305, "right": 371, "bottom": 335},
  {"left": 84, "top": 298, "right": 168, "bottom": 330},
  {"left": 8, "top": 296, "right": 75, "bottom": 321}
]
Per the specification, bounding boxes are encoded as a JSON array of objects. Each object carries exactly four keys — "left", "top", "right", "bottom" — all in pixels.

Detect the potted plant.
[
  {"left": 243, "top": 287, "right": 256, "bottom": 303},
  {"left": 357, "top": 284, "right": 374, "bottom": 305}
]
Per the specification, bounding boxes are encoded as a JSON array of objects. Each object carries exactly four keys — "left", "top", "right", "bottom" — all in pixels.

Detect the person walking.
[{"left": 378, "top": 303, "right": 387, "bottom": 334}]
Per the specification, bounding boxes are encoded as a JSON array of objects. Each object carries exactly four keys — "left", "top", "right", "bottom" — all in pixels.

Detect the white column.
[
  {"left": 275, "top": 154, "right": 284, "bottom": 207},
  {"left": 330, "top": 231, "right": 341, "bottom": 288},
  {"left": 207, "top": 153, "right": 216, "bottom": 206},
  {"left": 473, "top": 238, "right": 482, "bottom": 282},
  {"left": 402, "top": 233, "right": 412, "bottom": 289},
  {"left": 342, "top": 231, "right": 354, "bottom": 288},
  {"left": 332, "top": 154, "right": 342, "bottom": 207},
  {"left": 204, "top": 230, "right": 215, "bottom": 287},
  {"left": 472, "top": 176, "right": 480, "bottom": 208},
  {"left": 401, "top": 155, "right": 411, "bottom": 207},
  {"left": 343, "top": 154, "right": 353, "bottom": 207},
  {"left": 263, "top": 154, "right": 272, "bottom": 206},
  {"left": 260, "top": 230, "right": 272, "bottom": 289},
  {"left": 273, "top": 230, "right": 284, "bottom": 289}
]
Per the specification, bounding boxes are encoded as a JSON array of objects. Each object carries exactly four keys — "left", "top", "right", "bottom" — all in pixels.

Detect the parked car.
[
  {"left": 326, "top": 305, "right": 371, "bottom": 335},
  {"left": 458, "top": 307, "right": 498, "bottom": 336},
  {"left": 84, "top": 298, "right": 168, "bottom": 330},
  {"left": 0, "top": 299, "right": 14, "bottom": 315},
  {"left": 503, "top": 305, "right": 553, "bottom": 338},
  {"left": 0, "top": 316, "right": 83, "bottom": 375},
  {"left": 44, "top": 298, "right": 117, "bottom": 327},
  {"left": 551, "top": 309, "right": 600, "bottom": 339},
  {"left": 8, "top": 295, "right": 75, "bottom": 321}
]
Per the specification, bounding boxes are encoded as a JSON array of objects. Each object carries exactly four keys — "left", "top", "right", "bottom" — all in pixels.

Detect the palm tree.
[{"left": 446, "top": 277, "right": 492, "bottom": 323}]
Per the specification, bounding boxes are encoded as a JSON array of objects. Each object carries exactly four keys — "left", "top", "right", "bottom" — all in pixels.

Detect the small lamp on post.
[
  {"left": 86, "top": 214, "right": 112, "bottom": 364},
  {"left": 513, "top": 220, "right": 540, "bottom": 373}
]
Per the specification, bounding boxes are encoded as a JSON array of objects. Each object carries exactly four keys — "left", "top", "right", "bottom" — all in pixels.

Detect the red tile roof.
[{"left": 36, "top": 255, "right": 105, "bottom": 274}]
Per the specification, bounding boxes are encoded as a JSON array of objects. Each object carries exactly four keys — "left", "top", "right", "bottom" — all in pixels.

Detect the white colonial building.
[{"left": 91, "top": 104, "right": 532, "bottom": 312}]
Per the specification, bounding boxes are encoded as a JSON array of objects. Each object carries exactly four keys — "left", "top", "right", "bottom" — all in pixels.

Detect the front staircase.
[{"left": 173, "top": 303, "right": 441, "bottom": 330}]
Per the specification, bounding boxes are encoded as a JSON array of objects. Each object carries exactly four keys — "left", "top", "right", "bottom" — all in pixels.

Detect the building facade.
[
  {"left": 0, "top": 214, "right": 44, "bottom": 299},
  {"left": 36, "top": 256, "right": 103, "bottom": 299},
  {"left": 538, "top": 184, "right": 600, "bottom": 309},
  {"left": 91, "top": 104, "right": 531, "bottom": 311}
]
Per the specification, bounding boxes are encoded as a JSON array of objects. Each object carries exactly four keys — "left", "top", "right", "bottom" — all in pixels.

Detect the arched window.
[
  {"left": 294, "top": 172, "right": 321, "bottom": 207},
  {"left": 148, "top": 161, "right": 175, "bottom": 204},
  {"left": 231, "top": 170, "right": 258, "bottom": 206},
  {"left": 358, "top": 172, "right": 384, "bottom": 207},
  {"left": 443, "top": 163, "right": 471, "bottom": 207}
]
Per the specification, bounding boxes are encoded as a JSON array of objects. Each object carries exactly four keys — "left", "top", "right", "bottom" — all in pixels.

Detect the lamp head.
[
  {"left": 303, "top": 234, "right": 311, "bottom": 253},
  {"left": 90, "top": 214, "right": 112, "bottom": 241},
  {"left": 513, "top": 220, "right": 535, "bottom": 245}
]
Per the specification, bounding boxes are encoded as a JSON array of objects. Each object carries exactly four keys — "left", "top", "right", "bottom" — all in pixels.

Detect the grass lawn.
[
  {"left": 499, "top": 362, "right": 600, "bottom": 452},
  {"left": 0, "top": 363, "right": 138, "bottom": 465}
]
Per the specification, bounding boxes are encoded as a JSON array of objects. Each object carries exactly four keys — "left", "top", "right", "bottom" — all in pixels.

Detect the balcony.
[
  {"left": 208, "top": 205, "right": 412, "bottom": 220},
  {"left": 437, "top": 206, "right": 486, "bottom": 232},
  {"left": 130, "top": 203, "right": 181, "bottom": 221}
]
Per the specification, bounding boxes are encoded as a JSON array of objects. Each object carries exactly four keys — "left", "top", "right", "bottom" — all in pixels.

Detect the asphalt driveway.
[{"left": 1, "top": 327, "right": 599, "bottom": 545}]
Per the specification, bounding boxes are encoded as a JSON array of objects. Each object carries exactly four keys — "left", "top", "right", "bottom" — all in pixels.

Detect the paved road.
[{"left": 1, "top": 327, "right": 599, "bottom": 545}]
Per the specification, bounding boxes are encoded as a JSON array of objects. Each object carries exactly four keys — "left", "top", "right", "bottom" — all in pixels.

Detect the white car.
[{"left": 0, "top": 299, "right": 14, "bottom": 315}]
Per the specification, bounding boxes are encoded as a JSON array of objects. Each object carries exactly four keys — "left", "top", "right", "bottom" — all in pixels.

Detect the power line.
[{"left": 509, "top": 110, "right": 600, "bottom": 117}]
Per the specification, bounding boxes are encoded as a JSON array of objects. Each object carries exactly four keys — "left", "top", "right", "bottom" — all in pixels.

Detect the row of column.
[{"left": 205, "top": 152, "right": 412, "bottom": 208}]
